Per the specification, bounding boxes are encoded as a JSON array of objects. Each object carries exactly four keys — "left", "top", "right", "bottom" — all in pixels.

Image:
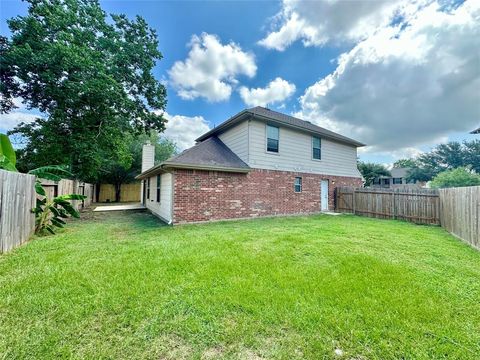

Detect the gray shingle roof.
[
  {"left": 164, "top": 137, "right": 250, "bottom": 171},
  {"left": 136, "top": 137, "right": 250, "bottom": 179},
  {"left": 196, "top": 106, "right": 365, "bottom": 147}
]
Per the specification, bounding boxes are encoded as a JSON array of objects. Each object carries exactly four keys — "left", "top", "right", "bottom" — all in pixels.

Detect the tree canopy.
[
  {"left": 97, "top": 133, "right": 177, "bottom": 202},
  {"left": 357, "top": 161, "right": 391, "bottom": 186},
  {"left": 406, "top": 140, "right": 480, "bottom": 182},
  {"left": 2, "top": 0, "right": 167, "bottom": 181}
]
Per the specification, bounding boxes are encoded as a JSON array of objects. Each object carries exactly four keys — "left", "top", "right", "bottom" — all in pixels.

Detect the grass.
[{"left": 1, "top": 211, "right": 479, "bottom": 359}]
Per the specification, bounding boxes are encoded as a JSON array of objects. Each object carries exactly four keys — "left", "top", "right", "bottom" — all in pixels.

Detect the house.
[
  {"left": 137, "top": 107, "right": 365, "bottom": 224},
  {"left": 471, "top": 127, "right": 480, "bottom": 134},
  {"left": 372, "top": 167, "right": 424, "bottom": 188}
]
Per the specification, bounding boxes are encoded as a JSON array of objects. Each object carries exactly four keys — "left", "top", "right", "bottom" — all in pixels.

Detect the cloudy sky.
[{"left": 1, "top": 0, "right": 479, "bottom": 164}]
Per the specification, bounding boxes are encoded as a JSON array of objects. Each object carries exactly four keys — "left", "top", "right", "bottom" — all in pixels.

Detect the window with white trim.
[
  {"left": 146, "top": 178, "right": 150, "bottom": 199},
  {"left": 312, "top": 136, "right": 321, "bottom": 160},
  {"left": 294, "top": 177, "right": 302, "bottom": 193},
  {"left": 266, "top": 124, "right": 279, "bottom": 153},
  {"left": 156, "top": 175, "right": 161, "bottom": 202}
]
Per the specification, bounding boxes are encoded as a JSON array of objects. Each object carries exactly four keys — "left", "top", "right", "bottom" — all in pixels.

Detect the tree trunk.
[
  {"left": 95, "top": 182, "right": 101, "bottom": 203},
  {"left": 115, "top": 182, "right": 122, "bottom": 203}
]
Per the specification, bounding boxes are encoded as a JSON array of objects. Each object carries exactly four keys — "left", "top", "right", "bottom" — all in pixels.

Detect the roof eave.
[
  {"left": 163, "top": 162, "right": 250, "bottom": 173},
  {"left": 250, "top": 112, "right": 366, "bottom": 147},
  {"left": 135, "top": 164, "right": 169, "bottom": 180},
  {"left": 196, "top": 109, "right": 366, "bottom": 147},
  {"left": 195, "top": 110, "right": 251, "bottom": 142}
]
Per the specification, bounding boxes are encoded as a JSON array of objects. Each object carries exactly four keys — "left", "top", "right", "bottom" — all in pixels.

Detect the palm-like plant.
[
  {"left": 29, "top": 166, "right": 86, "bottom": 234},
  {"left": 1, "top": 134, "right": 86, "bottom": 234}
]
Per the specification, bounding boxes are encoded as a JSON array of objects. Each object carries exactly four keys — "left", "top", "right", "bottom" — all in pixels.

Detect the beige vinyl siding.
[
  {"left": 218, "top": 121, "right": 249, "bottom": 163},
  {"left": 145, "top": 173, "right": 173, "bottom": 223},
  {"left": 248, "top": 119, "right": 361, "bottom": 178}
]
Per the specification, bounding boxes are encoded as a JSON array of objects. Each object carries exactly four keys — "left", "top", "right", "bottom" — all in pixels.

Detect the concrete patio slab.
[{"left": 93, "top": 203, "right": 146, "bottom": 212}]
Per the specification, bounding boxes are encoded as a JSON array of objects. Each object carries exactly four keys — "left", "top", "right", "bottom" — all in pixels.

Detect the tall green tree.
[
  {"left": 357, "top": 161, "right": 391, "bottom": 186},
  {"left": 407, "top": 140, "right": 480, "bottom": 182},
  {"left": 98, "top": 133, "right": 177, "bottom": 202},
  {"left": 392, "top": 158, "right": 417, "bottom": 169},
  {"left": 2, "top": 0, "right": 167, "bottom": 181}
]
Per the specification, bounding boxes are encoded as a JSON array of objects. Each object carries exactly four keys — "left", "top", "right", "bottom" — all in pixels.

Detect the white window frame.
[
  {"left": 294, "top": 177, "right": 302, "bottom": 193},
  {"left": 312, "top": 136, "right": 321, "bottom": 161},
  {"left": 266, "top": 124, "right": 280, "bottom": 154}
]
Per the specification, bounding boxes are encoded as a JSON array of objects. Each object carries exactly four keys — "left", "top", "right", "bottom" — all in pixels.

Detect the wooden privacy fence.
[
  {"left": 98, "top": 182, "right": 141, "bottom": 203},
  {"left": 439, "top": 186, "right": 479, "bottom": 249},
  {"left": 0, "top": 170, "right": 94, "bottom": 254},
  {"left": 336, "top": 187, "right": 440, "bottom": 225},
  {"left": 0, "top": 170, "right": 36, "bottom": 253},
  {"left": 336, "top": 186, "right": 479, "bottom": 248},
  {"left": 41, "top": 179, "right": 94, "bottom": 210}
]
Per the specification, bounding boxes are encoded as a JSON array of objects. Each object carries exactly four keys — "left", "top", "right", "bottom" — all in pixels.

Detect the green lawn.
[{"left": 1, "top": 212, "right": 479, "bottom": 359}]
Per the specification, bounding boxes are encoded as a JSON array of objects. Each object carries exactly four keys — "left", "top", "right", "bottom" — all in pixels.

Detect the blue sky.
[{"left": 1, "top": 0, "right": 479, "bottom": 165}]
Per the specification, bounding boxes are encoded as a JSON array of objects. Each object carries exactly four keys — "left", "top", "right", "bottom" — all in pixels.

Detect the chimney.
[{"left": 142, "top": 141, "right": 155, "bottom": 172}]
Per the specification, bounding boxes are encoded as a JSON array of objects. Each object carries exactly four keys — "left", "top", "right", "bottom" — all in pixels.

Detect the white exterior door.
[{"left": 321, "top": 180, "right": 329, "bottom": 211}]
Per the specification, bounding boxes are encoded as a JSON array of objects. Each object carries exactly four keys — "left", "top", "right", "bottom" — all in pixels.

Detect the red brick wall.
[{"left": 172, "top": 169, "right": 362, "bottom": 224}]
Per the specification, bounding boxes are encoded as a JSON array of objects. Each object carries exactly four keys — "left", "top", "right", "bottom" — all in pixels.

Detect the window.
[
  {"left": 156, "top": 175, "right": 161, "bottom": 202},
  {"left": 393, "top": 178, "right": 402, "bottom": 184},
  {"left": 294, "top": 177, "right": 302, "bottom": 192},
  {"left": 382, "top": 178, "right": 390, "bottom": 185},
  {"left": 146, "top": 178, "right": 150, "bottom": 199},
  {"left": 373, "top": 178, "right": 380, "bottom": 185},
  {"left": 266, "top": 124, "right": 279, "bottom": 153},
  {"left": 312, "top": 136, "right": 321, "bottom": 160}
]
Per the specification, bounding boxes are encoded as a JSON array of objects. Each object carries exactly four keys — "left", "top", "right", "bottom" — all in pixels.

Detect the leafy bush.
[{"left": 430, "top": 168, "right": 480, "bottom": 188}]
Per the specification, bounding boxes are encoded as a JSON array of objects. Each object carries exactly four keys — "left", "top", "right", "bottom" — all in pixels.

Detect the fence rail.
[
  {"left": 439, "top": 186, "right": 479, "bottom": 249},
  {"left": 0, "top": 170, "right": 93, "bottom": 254},
  {"left": 336, "top": 187, "right": 440, "bottom": 225}
]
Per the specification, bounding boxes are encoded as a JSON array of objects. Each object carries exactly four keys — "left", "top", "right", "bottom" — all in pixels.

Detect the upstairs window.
[
  {"left": 294, "top": 177, "right": 302, "bottom": 193},
  {"left": 266, "top": 124, "right": 279, "bottom": 153},
  {"left": 156, "top": 175, "right": 161, "bottom": 202},
  {"left": 393, "top": 178, "right": 402, "bottom": 184},
  {"left": 312, "top": 136, "right": 321, "bottom": 160}
]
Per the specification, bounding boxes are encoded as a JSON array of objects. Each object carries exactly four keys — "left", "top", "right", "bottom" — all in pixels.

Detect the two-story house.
[{"left": 137, "top": 107, "right": 364, "bottom": 224}]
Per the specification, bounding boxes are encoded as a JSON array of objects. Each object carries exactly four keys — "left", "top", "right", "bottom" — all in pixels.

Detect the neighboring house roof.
[
  {"left": 136, "top": 137, "right": 250, "bottom": 179},
  {"left": 196, "top": 106, "right": 366, "bottom": 147},
  {"left": 471, "top": 127, "right": 480, "bottom": 134},
  {"left": 377, "top": 167, "right": 410, "bottom": 179},
  {"left": 390, "top": 167, "right": 410, "bottom": 178}
]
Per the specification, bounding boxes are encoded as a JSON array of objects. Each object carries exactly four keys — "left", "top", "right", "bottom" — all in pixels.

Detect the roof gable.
[{"left": 196, "top": 106, "right": 365, "bottom": 147}]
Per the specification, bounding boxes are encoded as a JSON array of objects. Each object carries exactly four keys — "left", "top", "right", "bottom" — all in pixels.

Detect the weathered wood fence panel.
[
  {"left": 0, "top": 170, "right": 36, "bottom": 253},
  {"left": 98, "top": 182, "right": 141, "bottom": 203},
  {"left": 41, "top": 179, "right": 94, "bottom": 210},
  {"left": 439, "top": 186, "right": 479, "bottom": 249},
  {"left": 0, "top": 174, "right": 94, "bottom": 254},
  {"left": 335, "top": 187, "right": 440, "bottom": 225}
]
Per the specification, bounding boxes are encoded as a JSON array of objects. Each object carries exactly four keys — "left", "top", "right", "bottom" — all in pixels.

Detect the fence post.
[
  {"left": 392, "top": 190, "right": 396, "bottom": 220},
  {"left": 352, "top": 188, "right": 356, "bottom": 215}
]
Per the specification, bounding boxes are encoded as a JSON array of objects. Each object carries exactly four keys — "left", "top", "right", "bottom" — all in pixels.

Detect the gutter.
[{"left": 136, "top": 162, "right": 251, "bottom": 179}]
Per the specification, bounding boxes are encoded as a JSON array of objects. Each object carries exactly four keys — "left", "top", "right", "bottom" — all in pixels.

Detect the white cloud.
[
  {"left": 168, "top": 33, "right": 257, "bottom": 102},
  {"left": 296, "top": 0, "right": 480, "bottom": 156},
  {"left": 259, "top": 0, "right": 414, "bottom": 51},
  {"left": 239, "top": 77, "right": 296, "bottom": 107},
  {"left": 162, "top": 112, "right": 210, "bottom": 150},
  {"left": 0, "top": 112, "right": 39, "bottom": 132},
  {"left": 0, "top": 98, "right": 40, "bottom": 132}
]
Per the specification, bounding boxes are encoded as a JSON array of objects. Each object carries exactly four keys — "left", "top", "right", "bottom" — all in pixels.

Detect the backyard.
[{"left": 0, "top": 211, "right": 479, "bottom": 359}]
